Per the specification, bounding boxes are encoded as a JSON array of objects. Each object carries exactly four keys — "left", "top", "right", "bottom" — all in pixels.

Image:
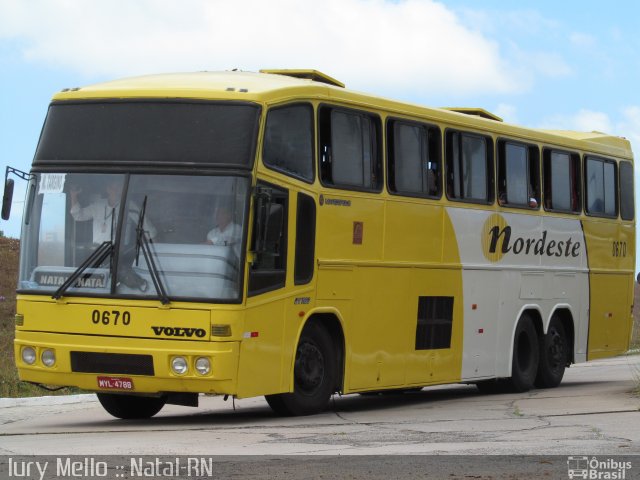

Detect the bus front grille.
[{"left": 70, "top": 352, "right": 155, "bottom": 376}]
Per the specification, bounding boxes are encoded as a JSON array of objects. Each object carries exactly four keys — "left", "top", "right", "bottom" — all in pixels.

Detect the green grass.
[
  {"left": 631, "top": 283, "right": 640, "bottom": 352},
  {"left": 0, "top": 236, "right": 78, "bottom": 397}
]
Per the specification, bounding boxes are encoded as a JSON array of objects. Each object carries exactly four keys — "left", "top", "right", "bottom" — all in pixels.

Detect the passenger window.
[
  {"left": 620, "top": 161, "right": 635, "bottom": 221},
  {"left": 446, "top": 131, "right": 493, "bottom": 203},
  {"left": 319, "top": 107, "right": 382, "bottom": 191},
  {"left": 543, "top": 149, "right": 581, "bottom": 213},
  {"left": 585, "top": 156, "right": 617, "bottom": 217},
  {"left": 497, "top": 141, "right": 540, "bottom": 209},
  {"left": 263, "top": 104, "right": 314, "bottom": 182},
  {"left": 387, "top": 120, "right": 441, "bottom": 198}
]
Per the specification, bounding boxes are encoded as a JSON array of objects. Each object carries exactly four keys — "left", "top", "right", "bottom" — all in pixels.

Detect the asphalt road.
[{"left": 0, "top": 355, "right": 638, "bottom": 478}]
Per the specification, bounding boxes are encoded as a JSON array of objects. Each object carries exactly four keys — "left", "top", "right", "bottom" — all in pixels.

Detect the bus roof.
[{"left": 52, "top": 70, "right": 633, "bottom": 160}]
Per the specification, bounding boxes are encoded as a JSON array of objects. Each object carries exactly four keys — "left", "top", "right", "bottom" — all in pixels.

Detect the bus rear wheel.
[
  {"left": 535, "top": 318, "right": 568, "bottom": 388},
  {"left": 507, "top": 315, "right": 539, "bottom": 393},
  {"left": 265, "top": 322, "right": 336, "bottom": 416},
  {"left": 97, "top": 393, "right": 166, "bottom": 419}
]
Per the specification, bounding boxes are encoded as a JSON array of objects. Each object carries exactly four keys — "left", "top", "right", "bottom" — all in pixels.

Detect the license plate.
[{"left": 97, "top": 376, "right": 134, "bottom": 390}]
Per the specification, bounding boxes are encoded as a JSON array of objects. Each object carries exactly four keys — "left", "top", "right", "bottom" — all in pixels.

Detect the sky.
[{"left": 1, "top": 0, "right": 639, "bottom": 267}]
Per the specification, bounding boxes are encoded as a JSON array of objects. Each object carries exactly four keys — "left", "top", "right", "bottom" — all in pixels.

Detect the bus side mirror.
[{"left": 1, "top": 178, "right": 14, "bottom": 220}]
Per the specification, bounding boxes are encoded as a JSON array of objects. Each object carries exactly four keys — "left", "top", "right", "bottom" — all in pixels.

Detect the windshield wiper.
[
  {"left": 52, "top": 241, "right": 113, "bottom": 300},
  {"left": 135, "top": 196, "right": 170, "bottom": 305}
]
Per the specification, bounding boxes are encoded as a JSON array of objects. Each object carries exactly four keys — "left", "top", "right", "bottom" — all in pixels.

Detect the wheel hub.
[
  {"left": 548, "top": 328, "right": 566, "bottom": 371},
  {"left": 294, "top": 341, "right": 325, "bottom": 394}
]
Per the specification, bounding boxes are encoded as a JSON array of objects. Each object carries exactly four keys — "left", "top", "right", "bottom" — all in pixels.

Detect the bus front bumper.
[{"left": 14, "top": 331, "right": 239, "bottom": 395}]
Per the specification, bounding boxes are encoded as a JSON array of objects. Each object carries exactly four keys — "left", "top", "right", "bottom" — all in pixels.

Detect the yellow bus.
[{"left": 3, "top": 69, "right": 635, "bottom": 418}]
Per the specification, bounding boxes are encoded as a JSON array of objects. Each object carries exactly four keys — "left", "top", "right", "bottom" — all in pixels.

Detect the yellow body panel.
[{"left": 582, "top": 219, "right": 635, "bottom": 359}]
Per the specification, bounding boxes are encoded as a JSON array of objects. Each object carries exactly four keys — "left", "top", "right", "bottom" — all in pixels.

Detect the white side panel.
[{"left": 446, "top": 207, "right": 589, "bottom": 381}]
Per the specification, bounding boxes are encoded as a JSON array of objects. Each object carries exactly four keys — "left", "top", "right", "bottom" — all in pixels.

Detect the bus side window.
[
  {"left": 248, "top": 182, "right": 289, "bottom": 296},
  {"left": 387, "top": 119, "right": 442, "bottom": 199},
  {"left": 445, "top": 130, "right": 494, "bottom": 204},
  {"left": 263, "top": 103, "right": 314, "bottom": 183},
  {"left": 543, "top": 148, "right": 581, "bottom": 213},
  {"left": 497, "top": 140, "right": 540, "bottom": 209},
  {"left": 319, "top": 106, "right": 382, "bottom": 192}
]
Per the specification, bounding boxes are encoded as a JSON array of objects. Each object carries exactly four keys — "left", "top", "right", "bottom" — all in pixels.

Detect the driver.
[
  {"left": 206, "top": 203, "right": 241, "bottom": 258},
  {"left": 69, "top": 179, "right": 156, "bottom": 243}
]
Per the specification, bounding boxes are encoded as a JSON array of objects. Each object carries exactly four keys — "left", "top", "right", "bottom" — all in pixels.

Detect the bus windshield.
[{"left": 19, "top": 173, "right": 250, "bottom": 302}]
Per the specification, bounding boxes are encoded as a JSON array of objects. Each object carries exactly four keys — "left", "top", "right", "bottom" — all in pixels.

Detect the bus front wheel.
[
  {"left": 508, "top": 316, "right": 540, "bottom": 393},
  {"left": 265, "top": 322, "right": 337, "bottom": 416},
  {"left": 97, "top": 393, "right": 166, "bottom": 419},
  {"left": 535, "top": 318, "right": 568, "bottom": 388}
]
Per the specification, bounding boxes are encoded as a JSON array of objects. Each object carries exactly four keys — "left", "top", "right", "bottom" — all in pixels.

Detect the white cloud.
[
  {"left": 515, "top": 50, "right": 572, "bottom": 78},
  {"left": 540, "top": 109, "right": 613, "bottom": 133},
  {"left": 619, "top": 106, "right": 640, "bottom": 145},
  {"left": 494, "top": 103, "right": 518, "bottom": 123},
  {"left": 569, "top": 32, "right": 596, "bottom": 48},
  {"left": 0, "top": 0, "right": 528, "bottom": 96},
  {"left": 540, "top": 107, "right": 640, "bottom": 150}
]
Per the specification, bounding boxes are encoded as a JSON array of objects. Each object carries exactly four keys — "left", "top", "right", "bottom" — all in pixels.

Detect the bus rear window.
[
  {"left": 34, "top": 101, "right": 261, "bottom": 167},
  {"left": 619, "top": 161, "right": 635, "bottom": 220}
]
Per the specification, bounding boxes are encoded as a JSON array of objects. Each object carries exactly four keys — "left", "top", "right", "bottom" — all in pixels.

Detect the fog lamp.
[
  {"left": 41, "top": 349, "right": 56, "bottom": 367},
  {"left": 171, "top": 356, "right": 188, "bottom": 375},
  {"left": 195, "top": 357, "right": 211, "bottom": 375},
  {"left": 22, "top": 346, "right": 36, "bottom": 365}
]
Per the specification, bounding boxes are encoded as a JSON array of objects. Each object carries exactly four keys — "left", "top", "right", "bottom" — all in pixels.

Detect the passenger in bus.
[
  {"left": 206, "top": 203, "right": 242, "bottom": 258},
  {"left": 69, "top": 180, "right": 156, "bottom": 244}
]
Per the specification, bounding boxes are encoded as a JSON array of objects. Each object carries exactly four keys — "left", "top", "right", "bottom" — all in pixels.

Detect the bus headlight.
[
  {"left": 171, "top": 356, "right": 188, "bottom": 375},
  {"left": 22, "top": 346, "right": 36, "bottom": 365},
  {"left": 41, "top": 349, "right": 56, "bottom": 367},
  {"left": 195, "top": 357, "right": 211, "bottom": 375}
]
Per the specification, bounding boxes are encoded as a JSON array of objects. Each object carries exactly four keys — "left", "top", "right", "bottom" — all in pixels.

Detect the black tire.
[
  {"left": 265, "top": 322, "right": 337, "bottom": 416},
  {"left": 507, "top": 315, "right": 540, "bottom": 393},
  {"left": 97, "top": 393, "right": 166, "bottom": 419},
  {"left": 535, "top": 318, "right": 568, "bottom": 388}
]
